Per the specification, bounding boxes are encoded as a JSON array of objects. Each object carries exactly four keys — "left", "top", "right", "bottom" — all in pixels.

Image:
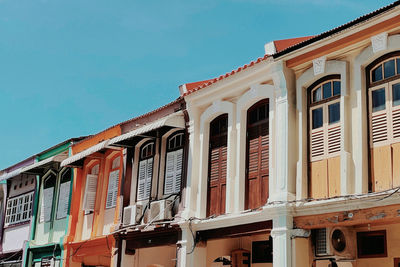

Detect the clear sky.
[{"left": 0, "top": 0, "right": 395, "bottom": 169}]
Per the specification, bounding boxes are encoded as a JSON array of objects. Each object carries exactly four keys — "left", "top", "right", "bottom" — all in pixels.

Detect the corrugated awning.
[
  {"left": 109, "top": 111, "right": 185, "bottom": 147},
  {"left": 22, "top": 153, "right": 68, "bottom": 174},
  {"left": 0, "top": 169, "right": 23, "bottom": 182},
  {"left": 61, "top": 140, "right": 109, "bottom": 168}
]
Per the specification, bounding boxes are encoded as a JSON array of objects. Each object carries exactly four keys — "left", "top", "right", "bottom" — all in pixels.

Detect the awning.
[
  {"left": 109, "top": 111, "right": 185, "bottom": 147},
  {"left": 22, "top": 153, "right": 68, "bottom": 174},
  {"left": 60, "top": 140, "right": 109, "bottom": 168},
  {"left": 0, "top": 169, "right": 23, "bottom": 182}
]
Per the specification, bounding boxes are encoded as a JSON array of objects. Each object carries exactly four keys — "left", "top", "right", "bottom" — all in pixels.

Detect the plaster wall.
[
  {"left": 127, "top": 246, "right": 177, "bottom": 267},
  {"left": 2, "top": 224, "right": 30, "bottom": 252}
]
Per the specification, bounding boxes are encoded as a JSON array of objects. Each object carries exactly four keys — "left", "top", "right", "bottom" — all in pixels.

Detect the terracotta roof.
[
  {"left": 182, "top": 54, "right": 270, "bottom": 96},
  {"left": 273, "top": 36, "right": 315, "bottom": 53},
  {"left": 273, "top": 0, "right": 400, "bottom": 58}
]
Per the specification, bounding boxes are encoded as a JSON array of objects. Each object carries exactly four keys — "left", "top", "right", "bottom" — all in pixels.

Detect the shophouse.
[
  {"left": 24, "top": 138, "right": 83, "bottom": 267},
  {"left": 113, "top": 98, "right": 187, "bottom": 267},
  {"left": 61, "top": 126, "right": 122, "bottom": 267}
]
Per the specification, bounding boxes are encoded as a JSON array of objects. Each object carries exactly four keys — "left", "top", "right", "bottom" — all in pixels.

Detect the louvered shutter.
[
  {"left": 106, "top": 170, "right": 119, "bottom": 208},
  {"left": 137, "top": 160, "right": 147, "bottom": 201},
  {"left": 56, "top": 181, "right": 71, "bottom": 219},
  {"left": 83, "top": 174, "right": 98, "bottom": 211},
  {"left": 246, "top": 122, "right": 269, "bottom": 210},
  {"left": 164, "top": 149, "right": 183, "bottom": 195},
  {"left": 40, "top": 187, "right": 54, "bottom": 222},
  {"left": 145, "top": 158, "right": 153, "bottom": 199},
  {"left": 207, "top": 135, "right": 227, "bottom": 216}
]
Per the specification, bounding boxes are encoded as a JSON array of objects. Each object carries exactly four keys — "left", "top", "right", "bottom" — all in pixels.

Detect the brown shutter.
[
  {"left": 207, "top": 115, "right": 228, "bottom": 217},
  {"left": 246, "top": 100, "right": 269, "bottom": 210}
]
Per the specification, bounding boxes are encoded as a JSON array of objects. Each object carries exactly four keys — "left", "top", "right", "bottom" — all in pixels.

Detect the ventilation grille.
[
  {"left": 311, "top": 129, "right": 325, "bottom": 159},
  {"left": 315, "top": 228, "right": 328, "bottom": 256},
  {"left": 328, "top": 125, "right": 341, "bottom": 154},
  {"left": 393, "top": 109, "right": 400, "bottom": 139},
  {"left": 371, "top": 112, "right": 388, "bottom": 143}
]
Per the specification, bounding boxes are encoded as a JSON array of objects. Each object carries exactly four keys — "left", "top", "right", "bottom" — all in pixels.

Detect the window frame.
[
  {"left": 83, "top": 161, "right": 100, "bottom": 214},
  {"left": 5, "top": 191, "right": 34, "bottom": 226},
  {"left": 39, "top": 170, "right": 57, "bottom": 223},
  {"left": 105, "top": 154, "right": 122, "bottom": 209},
  {"left": 357, "top": 230, "right": 387, "bottom": 258},
  {"left": 308, "top": 75, "right": 342, "bottom": 162},
  {"left": 56, "top": 167, "right": 72, "bottom": 220},
  {"left": 163, "top": 131, "right": 185, "bottom": 196},
  {"left": 136, "top": 140, "right": 155, "bottom": 202}
]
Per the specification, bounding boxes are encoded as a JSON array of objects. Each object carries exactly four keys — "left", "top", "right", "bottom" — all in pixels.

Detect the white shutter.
[
  {"left": 164, "top": 149, "right": 183, "bottom": 195},
  {"left": 40, "top": 187, "right": 54, "bottom": 222},
  {"left": 83, "top": 174, "right": 98, "bottom": 211},
  {"left": 137, "top": 160, "right": 147, "bottom": 201},
  {"left": 56, "top": 181, "right": 71, "bottom": 219},
  {"left": 145, "top": 158, "right": 153, "bottom": 199},
  {"left": 106, "top": 170, "right": 119, "bottom": 208}
]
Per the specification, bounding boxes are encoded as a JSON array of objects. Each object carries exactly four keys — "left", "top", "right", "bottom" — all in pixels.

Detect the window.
[
  {"left": 252, "top": 237, "right": 273, "bottom": 263},
  {"left": 309, "top": 77, "right": 341, "bottom": 161},
  {"left": 246, "top": 100, "right": 269, "bottom": 210},
  {"left": 56, "top": 168, "right": 71, "bottom": 219},
  {"left": 5, "top": 191, "right": 34, "bottom": 226},
  {"left": 137, "top": 142, "right": 154, "bottom": 201},
  {"left": 83, "top": 164, "right": 99, "bottom": 212},
  {"left": 367, "top": 53, "right": 400, "bottom": 192},
  {"left": 40, "top": 171, "right": 56, "bottom": 223},
  {"left": 207, "top": 114, "right": 228, "bottom": 216},
  {"left": 164, "top": 132, "right": 184, "bottom": 195},
  {"left": 368, "top": 55, "right": 400, "bottom": 146},
  {"left": 106, "top": 156, "right": 121, "bottom": 208},
  {"left": 357, "top": 230, "right": 387, "bottom": 258}
]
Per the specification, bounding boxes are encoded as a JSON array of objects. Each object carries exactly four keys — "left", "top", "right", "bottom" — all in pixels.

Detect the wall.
[
  {"left": 2, "top": 224, "right": 30, "bottom": 252},
  {"left": 133, "top": 246, "right": 176, "bottom": 267}
]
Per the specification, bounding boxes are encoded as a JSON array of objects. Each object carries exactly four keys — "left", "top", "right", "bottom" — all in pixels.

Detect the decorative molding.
[
  {"left": 371, "top": 32, "right": 388, "bottom": 53},
  {"left": 312, "top": 56, "right": 326, "bottom": 75}
]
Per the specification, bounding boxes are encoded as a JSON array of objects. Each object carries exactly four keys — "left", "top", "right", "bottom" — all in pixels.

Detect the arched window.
[
  {"left": 40, "top": 171, "right": 56, "bottom": 222},
  {"left": 56, "top": 168, "right": 71, "bottom": 219},
  {"left": 164, "top": 132, "right": 184, "bottom": 195},
  {"left": 207, "top": 114, "right": 228, "bottom": 216},
  {"left": 137, "top": 142, "right": 155, "bottom": 201},
  {"left": 308, "top": 76, "right": 341, "bottom": 198},
  {"left": 367, "top": 52, "right": 400, "bottom": 191},
  {"left": 246, "top": 99, "right": 269, "bottom": 210}
]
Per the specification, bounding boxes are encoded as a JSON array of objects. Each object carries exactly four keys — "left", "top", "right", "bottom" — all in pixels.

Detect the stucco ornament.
[
  {"left": 371, "top": 32, "right": 388, "bottom": 53},
  {"left": 313, "top": 56, "right": 326, "bottom": 76}
]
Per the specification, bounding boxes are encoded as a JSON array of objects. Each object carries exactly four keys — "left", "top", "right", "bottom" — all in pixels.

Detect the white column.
[
  {"left": 271, "top": 213, "right": 293, "bottom": 267},
  {"left": 177, "top": 223, "right": 207, "bottom": 267},
  {"left": 225, "top": 104, "right": 236, "bottom": 214}
]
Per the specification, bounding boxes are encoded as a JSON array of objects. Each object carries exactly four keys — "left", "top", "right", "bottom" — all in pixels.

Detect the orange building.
[{"left": 61, "top": 125, "right": 123, "bottom": 267}]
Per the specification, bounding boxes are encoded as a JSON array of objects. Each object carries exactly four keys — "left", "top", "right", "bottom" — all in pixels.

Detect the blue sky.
[{"left": 0, "top": 0, "right": 394, "bottom": 169}]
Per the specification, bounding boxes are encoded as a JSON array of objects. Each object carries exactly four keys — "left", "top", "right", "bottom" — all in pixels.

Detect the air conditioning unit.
[
  {"left": 314, "top": 227, "right": 356, "bottom": 260},
  {"left": 123, "top": 204, "right": 143, "bottom": 226},
  {"left": 147, "top": 199, "right": 173, "bottom": 223}
]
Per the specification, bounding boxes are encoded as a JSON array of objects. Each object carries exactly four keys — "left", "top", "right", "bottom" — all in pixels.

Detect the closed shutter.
[
  {"left": 137, "top": 158, "right": 153, "bottom": 201},
  {"left": 83, "top": 174, "right": 98, "bottom": 211},
  {"left": 40, "top": 187, "right": 54, "bottom": 222},
  {"left": 106, "top": 170, "right": 119, "bottom": 208},
  {"left": 164, "top": 149, "right": 183, "bottom": 195},
  {"left": 56, "top": 181, "right": 71, "bottom": 219},
  {"left": 207, "top": 135, "right": 227, "bottom": 216},
  {"left": 246, "top": 122, "right": 269, "bottom": 210}
]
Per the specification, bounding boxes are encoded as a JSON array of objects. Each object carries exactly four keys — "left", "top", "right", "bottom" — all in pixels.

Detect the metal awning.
[
  {"left": 0, "top": 169, "right": 23, "bottom": 182},
  {"left": 60, "top": 140, "right": 109, "bottom": 168},
  {"left": 22, "top": 153, "right": 68, "bottom": 174},
  {"left": 109, "top": 111, "right": 185, "bottom": 147}
]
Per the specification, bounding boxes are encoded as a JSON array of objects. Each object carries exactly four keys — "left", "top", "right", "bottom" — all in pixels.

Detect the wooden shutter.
[
  {"left": 164, "top": 149, "right": 183, "bottom": 195},
  {"left": 137, "top": 158, "right": 153, "bottom": 201},
  {"left": 106, "top": 170, "right": 119, "bottom": 208},
  {"left": 56, "top": 181, "right": 71, "bottom": 219},
  {"left": 207, "top": 135, "right": 227, "bottom": 216},
  {"left": 40, "top": 187, "right": 54, "bottom": 222},
  {"left": 83, "top": 174, "right": 98, "bottom": 211},
  {"left": 246, "top": 122, "right": 269, "bottom": 210}
]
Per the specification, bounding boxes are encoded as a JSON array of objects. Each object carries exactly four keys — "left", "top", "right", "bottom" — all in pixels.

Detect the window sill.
[{"left": 4, "top": 220, "right": 30, "bottom": 229}]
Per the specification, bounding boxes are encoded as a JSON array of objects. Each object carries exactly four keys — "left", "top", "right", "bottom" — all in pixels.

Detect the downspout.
[{"left": 0, "top": 179, "right": 8, "bottom": 253}]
